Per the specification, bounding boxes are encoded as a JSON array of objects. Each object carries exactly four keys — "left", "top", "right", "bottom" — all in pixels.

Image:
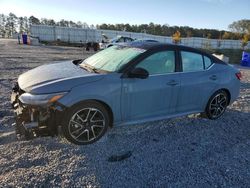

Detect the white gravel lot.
[{"left": 0, "top": 39, "right": 250, "bottom": 187}]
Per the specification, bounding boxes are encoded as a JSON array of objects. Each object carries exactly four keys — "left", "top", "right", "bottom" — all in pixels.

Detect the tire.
[
  {"left": 62, "top": 101, "right": 110, "bottom": 145},
  {"left": 205, "top": 90, "right": 228, "bottom": 120}
]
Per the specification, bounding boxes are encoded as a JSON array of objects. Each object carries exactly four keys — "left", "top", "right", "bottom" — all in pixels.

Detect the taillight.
[{"left": 235, "top": 72, "right": 242, "bottom": 80}]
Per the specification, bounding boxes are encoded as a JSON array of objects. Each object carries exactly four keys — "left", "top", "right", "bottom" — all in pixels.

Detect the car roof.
[
  {"left": 121, "top": 41, "right": 206, "bottom": 53},
  {"left": 120, "top": 41, "right": 168, "bottom": 49}
]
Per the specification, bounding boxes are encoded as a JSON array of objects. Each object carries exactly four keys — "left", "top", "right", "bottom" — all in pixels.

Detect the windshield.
[{"left": 80, "top": 46, "right": 145, "bottom": 72}]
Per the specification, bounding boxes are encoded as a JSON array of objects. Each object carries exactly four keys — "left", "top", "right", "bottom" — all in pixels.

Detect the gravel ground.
[{"left": 0, "top": 39, "right": 250, "bottom": 187}]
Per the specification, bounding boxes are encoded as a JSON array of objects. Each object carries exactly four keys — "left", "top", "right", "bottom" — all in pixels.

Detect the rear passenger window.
[
  {"left": 204, "top": 56, "right": 213, "bottom": 69},
  {"left": 181, "top": 51, "right": 204, "bottom": 72}
]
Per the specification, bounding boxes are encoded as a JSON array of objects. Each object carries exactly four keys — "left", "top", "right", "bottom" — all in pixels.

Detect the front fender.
[{"left": 58, "top": 76, "right": 122, "bottom": 124}]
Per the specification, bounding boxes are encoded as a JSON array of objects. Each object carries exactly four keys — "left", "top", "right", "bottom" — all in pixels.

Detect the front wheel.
[
  {"left": 205, "top": 90, "right": 228, "bottom": 119},
  {"left": 62, "top": 101, "right": 110, "bottom": 145}
]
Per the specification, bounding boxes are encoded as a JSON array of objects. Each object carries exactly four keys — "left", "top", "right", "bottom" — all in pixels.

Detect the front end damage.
[{"left": 11, "top": 83, "right": 65, "bottom": 139}]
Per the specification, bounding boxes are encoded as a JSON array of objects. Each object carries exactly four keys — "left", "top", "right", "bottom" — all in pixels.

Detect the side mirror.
[
  {"left": 128, "top": 67, "right": 149, "bottom": 79},
  {"left": 72, "top": 59, "right": 83, "bottom": 65}
]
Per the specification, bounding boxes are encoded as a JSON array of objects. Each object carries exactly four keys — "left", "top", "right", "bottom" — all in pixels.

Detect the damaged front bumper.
[{"left": 11, "top": 83, "right": 65, "bottom": 139}]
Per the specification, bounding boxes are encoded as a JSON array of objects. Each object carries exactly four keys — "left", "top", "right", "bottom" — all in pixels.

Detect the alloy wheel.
[
  {"left": 209, "top": 93, "right": 227, "bottom": 119},
  {"left": 68, "top": 108, "right": 105, "bottom": 143}
]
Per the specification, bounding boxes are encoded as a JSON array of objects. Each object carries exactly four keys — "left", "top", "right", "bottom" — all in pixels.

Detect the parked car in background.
[
  {"left": 99, "top": 36, "right": 134, "bottom": 49},
  {"left": 11, "top": 42, "right": 241, "bottom": 145}
]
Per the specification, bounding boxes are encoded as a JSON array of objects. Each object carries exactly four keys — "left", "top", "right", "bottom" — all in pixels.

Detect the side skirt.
[{"left": 114, "top": 110, "right": 203, "bottom": 127}]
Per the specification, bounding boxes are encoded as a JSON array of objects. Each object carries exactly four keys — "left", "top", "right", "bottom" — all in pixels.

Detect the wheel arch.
[
  {"left": 59, "top": 99, "right": 112, "bottom": 145},
  {"left": 220, "top": 88, "right": 231, "bottom": 105},
  {"left": 65, "top": 99, "right": 114, "bottom": 128},
  {"left": 203, "top": 88, "right": 230, "bottom": 119},
  {"left": 203, "top": 88, "right": 231, "bottom": 112},
  {"left": 91, "top": 99, "right": 114, "bottom": 127}
]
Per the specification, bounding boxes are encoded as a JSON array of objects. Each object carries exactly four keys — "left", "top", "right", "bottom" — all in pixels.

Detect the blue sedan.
[{"left": 11, "top": 42, "right": 241, "bottom": 145}]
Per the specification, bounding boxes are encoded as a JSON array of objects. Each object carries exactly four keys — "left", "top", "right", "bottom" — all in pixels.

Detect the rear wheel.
[
  {"left": 62, "top": 101, "right": 110, "bottom": 145},
  {"left": 205, "top": 90, "right": 228, "bottom": 119}
]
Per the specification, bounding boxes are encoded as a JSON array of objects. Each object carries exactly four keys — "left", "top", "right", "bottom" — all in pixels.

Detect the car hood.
[{"left": 18, "top": 61, "right": 104, "bottom": 94}]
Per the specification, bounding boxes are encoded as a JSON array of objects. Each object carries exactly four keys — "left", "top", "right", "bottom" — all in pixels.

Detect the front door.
[{"left": 121, "top": 50, "right": 180, "bottom": 122}]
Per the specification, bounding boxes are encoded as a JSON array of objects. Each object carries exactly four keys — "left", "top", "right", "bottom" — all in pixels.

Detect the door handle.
[
  {"left": 167, "top": 80, "right": 178, "bottom": 86},
  {"left": 209, "top": 75, "right": 217, "bottom": 80}
]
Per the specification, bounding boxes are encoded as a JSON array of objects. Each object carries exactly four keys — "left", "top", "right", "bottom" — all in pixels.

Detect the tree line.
[
  {"left": 0, "top": 12, "right": 249, "bottom": 41},
  {"left": 0, "top": 13, "right": 95, "bottom": 38}
]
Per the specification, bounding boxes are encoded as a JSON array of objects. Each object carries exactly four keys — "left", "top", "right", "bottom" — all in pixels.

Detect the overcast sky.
[{"left": 0, "top": 0, "right": 249, "bottom": 30}]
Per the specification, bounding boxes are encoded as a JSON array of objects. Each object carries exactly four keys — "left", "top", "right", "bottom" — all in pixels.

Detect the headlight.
[{"left": 19, "top": 92, "right": 68, "bottom": 105}]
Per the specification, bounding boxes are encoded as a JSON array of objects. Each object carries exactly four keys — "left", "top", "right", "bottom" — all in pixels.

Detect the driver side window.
[{"left": 135, "top": 51, "right": 175, "bottom": 75}]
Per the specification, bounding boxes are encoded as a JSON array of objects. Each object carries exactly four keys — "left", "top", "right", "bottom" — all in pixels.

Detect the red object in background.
[{"left": 235, "top": 72, "right": 242, "bottom": 80}]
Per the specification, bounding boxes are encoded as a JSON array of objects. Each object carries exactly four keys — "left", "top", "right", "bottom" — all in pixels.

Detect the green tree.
[
  {"left": 41, "top": 18, "right": 55, "bottom": 26},
  {"left": 18, "top": 17, "right": 25, "bottom": 33},
  {"left": 28, "top": 16, "right": 40, "bottom": 25},
  {"left": 4, "top": 12, "right": 248, "bottom": 40},
  {"left": 229, "top": 19, "right": 250, "bottom": 34},
  {"left": 0, "top": 14, "right": 6, "bottom": 37},
  {"left": 58, "top": 19, "right": 69, "bottom": 27},
  {"left": 5, "top": 12, "right": 17, "bottom": 37},
  {"left": 69, "top": 20, "right": 77, "bottom": 27},
  {"left": 23, "top": 16, "right": 29, "bottom": 33}
]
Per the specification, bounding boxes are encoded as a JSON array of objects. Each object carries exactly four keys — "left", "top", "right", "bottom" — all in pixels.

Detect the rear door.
[{"left": 177, "top": 50, "right": 218, "bottom": 113}]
